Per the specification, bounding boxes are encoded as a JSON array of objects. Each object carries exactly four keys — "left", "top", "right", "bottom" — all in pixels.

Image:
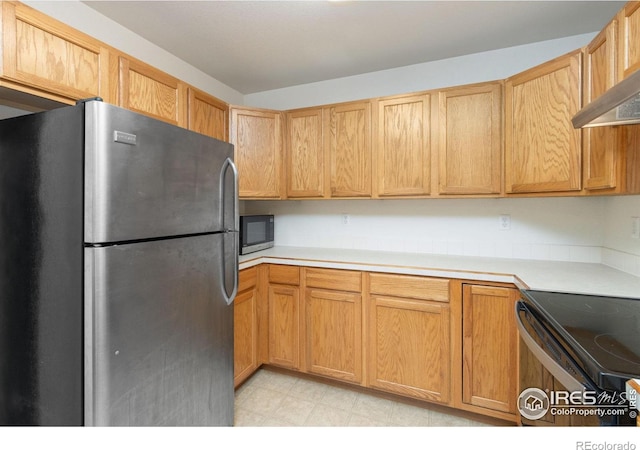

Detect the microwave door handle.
[{"left": 515, "top": 302, "right": 587, "bottom": 393}]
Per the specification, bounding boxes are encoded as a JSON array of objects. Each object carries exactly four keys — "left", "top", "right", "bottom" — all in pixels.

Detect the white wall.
[
  {"left": 603, "top": 195, "right": 640, "bottom": 277},
  {"left": 244, "top": 33, "right": 596, "bottom": 110},
  {"left": 244, "top": 197, "right": 606, "bottom": 263},
  {"left": 24, "top": 0, "right": 244, "bottom": 105}
]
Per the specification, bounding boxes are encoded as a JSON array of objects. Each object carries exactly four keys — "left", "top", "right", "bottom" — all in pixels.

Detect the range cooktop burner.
[
  {"left": 594, "top": 333, "right": 640, "bottom": 367},
  {"left": 521, "top": 290, "right": 640, "bottom": 392},
  {"left": 555, "top": 299, "right": 620, "bottom": 316}
]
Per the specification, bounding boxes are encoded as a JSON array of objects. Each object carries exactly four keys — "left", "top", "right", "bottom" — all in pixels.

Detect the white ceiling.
[{"left": 83, "top": 1, "right": 625, "bottom": 95}]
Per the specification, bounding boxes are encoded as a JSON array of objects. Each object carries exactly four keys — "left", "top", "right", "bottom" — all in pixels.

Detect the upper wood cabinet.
[
  {"left": 437, "top": 82, "right": 503, "bottom": 195},
  {"left": 285, "top": 107, "right": 325, "bottom": 198},
  {"left": 461, "top": 284, "right": 519, "bottom": 418},
  {"left": 116, "top": 54, "right": 187, "bottom": 126},
  {"left": 324, "top": 100, "right": 372, "bottom": 198},
  {"left": 0, "top": 1, "right": 110, "bottom": 103},
  {"left": 583, "top": 20, "right": 621, "bottom": 192},
  {"left": 505, "top": 50, "right": 582, "bottom": 194},
  {"left": 187, "top": 86, "right": 228, "bottom": 142},
  {"left": 373, "top": 93, "right": 432, "bottom": 197},
  {"left": 617, "top": 1, "right": 640, "bottom": 81},
  {"left": 230, "top": 107, "right": 283, "bottom": 199}
]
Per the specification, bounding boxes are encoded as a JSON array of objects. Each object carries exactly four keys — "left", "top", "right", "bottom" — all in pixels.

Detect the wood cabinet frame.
[
  {"left": 505, "top": 50, "right": 582, "bottom": 194},
  {"left": 583, "top": 20, "right": 621, "bottom": 192},
  {"left": 436, "top": 82, "right": 503, "bottom": 196},
  {"left": 230, "top": 106, "right": 284, "bottom": 199},
  {"left": 285, "top": 107, "right": 325, "bottom": 198},
  {"left": 617, "top": 1, "right": 640, "bottom": 81},
  {"left": 1, "top": 1, "right": 110, "bottom": 103},
  {"left": 117, "top": 55, "right": 187, "bottom": 126},
  {"left": 373, "top": 93, "right": 433, "bottom": 197},
  {"left": 323, "top": 100, "right": 372, "bottom": 198},
  {"left": 187, "top": 86, "right": 228, "bottom": 141}
]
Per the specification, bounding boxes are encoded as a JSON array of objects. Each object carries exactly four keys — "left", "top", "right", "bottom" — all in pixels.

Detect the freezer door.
[
  {"left": 84, "top": 101, "right": 236, "bottom": 244},
  {"left": 84, "top": 234, "right": 234, "bottom": 426}
]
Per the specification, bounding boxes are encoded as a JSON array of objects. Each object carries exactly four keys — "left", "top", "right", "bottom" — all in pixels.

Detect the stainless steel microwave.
[{"left": 239, "top": 215, "right": 274, "bottom": 255}]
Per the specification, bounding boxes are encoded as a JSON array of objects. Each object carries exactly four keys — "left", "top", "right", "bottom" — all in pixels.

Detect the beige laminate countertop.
[{"left": 239, "top": 246, "right": 640, "bottom": 299}]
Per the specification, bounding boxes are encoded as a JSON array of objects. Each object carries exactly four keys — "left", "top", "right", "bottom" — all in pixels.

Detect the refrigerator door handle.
[
  {"left": 219, "top": 157, "right": 239, "bottom": 232},
  {"left": 221, "top": 236, "right": 238, "bottom": 306},
  {"left": 220, "top": 157, "right": 239, "bottom": 305}
]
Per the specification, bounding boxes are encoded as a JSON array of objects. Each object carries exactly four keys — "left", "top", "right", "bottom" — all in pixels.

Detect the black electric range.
[{"left": 519, "top": 289, "right": 640, "bottom": 393}]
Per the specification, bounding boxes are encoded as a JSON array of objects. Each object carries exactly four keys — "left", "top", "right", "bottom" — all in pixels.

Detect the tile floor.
[{"left": 234, "top": 367, "right": 513, "bottom": 427}]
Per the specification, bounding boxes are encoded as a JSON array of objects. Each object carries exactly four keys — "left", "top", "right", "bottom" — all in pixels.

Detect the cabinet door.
[
  {"left": 118, "top": 55, "right": 186, "bottom": 126},
  {"left": 618, "top": 2, "right": 640, "bottom": 81},
  {"left": 324, "top": 101, "right": 372, "bottom": 197},
  {"left": 462, "top": 285, "right": 519, "bottom": 415},
  {"left": 234, "top": 288, "right": 258, "bottom": 387},
  {"left": 1, "top": 2, "right": 109, "bottom": 102},
  {"left": 583, "top": 20, "right": 620, "bottom": 192},
  {"left": 305, "top": 288, "right": 362, "bottom": 383},
  {"left": 374, "top": 94, "right": 431, "bottom": 197},
  {"left": 505, "top": 50, "right": 582, "bottom": 194},
  {"left": 187, "top": 87, "right": 228, "bottom": 142},
  {"left": 368, "top": 295, "right": 450, "bottom": 404},
  {"left": 230, "top": 107, "right": 283, "bottom": 199},
  {"left": 286, "top": 108, "right": 325, "bottom": 198},
  {"left": 268, "top": 284, "right": 300, "bottom": 369},
  {"left": 438, "top": 83, "right": 502, "bottom": 195}
]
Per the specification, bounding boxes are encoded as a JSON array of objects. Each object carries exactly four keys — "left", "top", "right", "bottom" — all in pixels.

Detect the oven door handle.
[{"left": 516, "top": 302, "right": 589, "bottom": 393}]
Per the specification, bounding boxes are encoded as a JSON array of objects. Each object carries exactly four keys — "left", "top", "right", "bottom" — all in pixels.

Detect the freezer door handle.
[
  {"left": 220, "top": 157, "right": 239, "bottom": 232},
  {"left": 220, "top": 157, "right": 238, "bottom": 305}
]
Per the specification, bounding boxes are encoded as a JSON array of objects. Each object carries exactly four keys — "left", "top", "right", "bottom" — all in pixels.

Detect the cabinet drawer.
[
  {"left": 269, "top": 264, "right": 300, "bottom": 285},
  {"left": 238, "top": 266, "right": 257, "bottom": 293},
  {"left": 369, "top": 273, "right": 449, "bottom": 302},
  {"left": 305, "top": 268, "right": 361, "bottom": 292}
]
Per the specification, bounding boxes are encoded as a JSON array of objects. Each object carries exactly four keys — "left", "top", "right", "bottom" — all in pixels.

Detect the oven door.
[{"left": 516, "top": 301, "right": 609, "bottom": 426}]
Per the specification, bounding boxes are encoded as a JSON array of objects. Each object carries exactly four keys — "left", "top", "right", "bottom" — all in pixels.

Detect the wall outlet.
[
  {"left": 499, "top": 214, "right": 511, "bottom": 231},
  {"left": 342, "top": 214, "right": 350, "bottom": 225},
  {"left": 632, "top": 217, "right": 640, "bottom": 239}
]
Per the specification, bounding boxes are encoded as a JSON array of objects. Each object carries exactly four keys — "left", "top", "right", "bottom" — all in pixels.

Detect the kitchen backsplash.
[{"left": 243, "top": 196, "right": 640, "bottom": 278}]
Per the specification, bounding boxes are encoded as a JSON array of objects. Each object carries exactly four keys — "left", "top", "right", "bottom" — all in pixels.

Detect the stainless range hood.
[{"left": 572, "top": 69, "right": 640, "bottom": 128}]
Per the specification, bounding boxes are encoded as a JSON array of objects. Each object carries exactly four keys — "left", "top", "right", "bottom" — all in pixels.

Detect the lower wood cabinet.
[
  {"left": 367, "top": 273, "right": 451, "bottom": 404},
  {"left": 461, "top": 284, "right": 519, "bottom": 419},
  {"left": 304, "top": 268, "right": 362, "bottom": 383},
  {"left": 239, "top": 263, "right": 521, "bottom": 423},
  {"left": 234, "top": 267, "right": 259, "bottom": 387},
  {"left": 267, "top": 265, "right": 301, "bottom": 369}
]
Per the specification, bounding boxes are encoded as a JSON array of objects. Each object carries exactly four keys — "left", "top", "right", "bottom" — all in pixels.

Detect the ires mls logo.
[
  {"left": 518, "top": 387, "right": 634, "bottom": 421},
  {"left": 518, "top": 387, "right": 550, "bottom": 420}
]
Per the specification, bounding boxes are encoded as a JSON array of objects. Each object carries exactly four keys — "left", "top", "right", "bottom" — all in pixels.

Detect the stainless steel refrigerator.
[{"left": 0, "top": 99, "right": 238, "bottom": 426}]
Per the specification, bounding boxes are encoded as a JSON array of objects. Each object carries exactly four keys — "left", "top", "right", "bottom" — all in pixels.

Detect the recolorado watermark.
[{"left": 575, "top": 442, "right": 636, "bottom": 450}]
